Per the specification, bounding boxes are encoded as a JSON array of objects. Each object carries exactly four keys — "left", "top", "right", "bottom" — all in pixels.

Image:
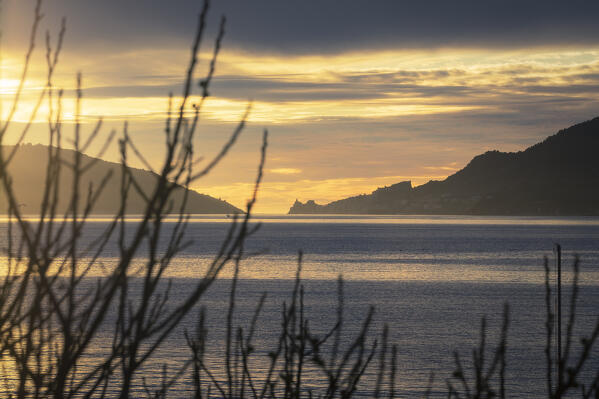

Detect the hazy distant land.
[
  {"left": 289, "top": 117, "right": 599, "bottom": 216},
  {"left": 0, "top": 144, "right": 242, "bottom": 215}
]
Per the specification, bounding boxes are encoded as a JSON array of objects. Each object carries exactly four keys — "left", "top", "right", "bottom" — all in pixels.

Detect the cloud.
[
  {"left": 423, "top": 164, "right": 461, "bottom": 172},
  {"left": 270, "top": 168, "right": 302, "bottom": 175},
  {"left": 9, "top": 48, "right": 598, "bottom": 128},
  {"left": 4, "top": 1, "right": 599, "bottom": 55}
]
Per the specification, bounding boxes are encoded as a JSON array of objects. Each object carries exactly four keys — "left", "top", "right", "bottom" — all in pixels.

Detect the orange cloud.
[{"left": 269, "top": 168, "right": 302, "bottom": 175}]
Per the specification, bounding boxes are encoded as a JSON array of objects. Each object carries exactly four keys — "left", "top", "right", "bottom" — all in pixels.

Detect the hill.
[
  {"left": 0, "top": 144, "right": 242, "bottom": 215},
  {"left": 289, "top": 117, "right": 599, "bottom": 216}
]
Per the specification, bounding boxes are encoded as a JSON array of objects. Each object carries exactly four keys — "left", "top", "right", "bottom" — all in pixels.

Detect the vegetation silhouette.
[{"left": 0, "top": 0, "right": 598, "bottom": 397}]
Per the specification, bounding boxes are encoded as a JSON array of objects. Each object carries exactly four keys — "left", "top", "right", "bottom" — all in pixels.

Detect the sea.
[{"left": 1, "top": 214, "right": 598, "bottom": 397}]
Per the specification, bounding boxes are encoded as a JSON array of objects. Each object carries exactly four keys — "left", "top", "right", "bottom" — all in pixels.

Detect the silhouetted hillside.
[
  {"left": 289, "top": 117, "right": 599, "bottom": 216},
  {"left": 0, "top": 144, "right": 242, "bottom": 215}
]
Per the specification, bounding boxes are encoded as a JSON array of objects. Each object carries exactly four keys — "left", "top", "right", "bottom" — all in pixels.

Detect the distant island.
[
  {"left": 0, "top": 144, "right": 242, "bottom": 215},
  {"left": 289, "top": 117, "right": 599, "bottom": 216}
]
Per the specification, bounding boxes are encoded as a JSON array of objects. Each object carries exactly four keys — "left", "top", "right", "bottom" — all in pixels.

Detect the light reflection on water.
[
  {"left": 4, "top": 215, "right": 598, "bottom": 283},
  {"left": 0, "top": 215, "right": 598, "bottom": 396},
  {"left": 3, "top": 213, "right": 599, "bottom": 225}
]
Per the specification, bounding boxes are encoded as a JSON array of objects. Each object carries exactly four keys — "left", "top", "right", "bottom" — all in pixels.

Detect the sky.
[{"left": 2, "top": 0, "right": 599, "bottom": 213}]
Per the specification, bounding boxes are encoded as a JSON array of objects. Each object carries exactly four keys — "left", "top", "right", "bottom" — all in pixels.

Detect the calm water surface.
[{"left": 1, "top": 215, "right": 598, "bottom": 397}]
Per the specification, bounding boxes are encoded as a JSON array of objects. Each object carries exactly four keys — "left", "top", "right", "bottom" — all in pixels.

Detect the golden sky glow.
[
  {"left": 3, "top": 1, "right": 599, "bottom": 213},
  {"left": 4, "top": 47, "right": 599, "bottom": 123}
]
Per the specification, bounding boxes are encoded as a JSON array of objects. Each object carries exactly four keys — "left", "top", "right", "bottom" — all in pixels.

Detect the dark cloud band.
[{"left": 4, "top": 0, "right": 599, "bottom": 53}]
